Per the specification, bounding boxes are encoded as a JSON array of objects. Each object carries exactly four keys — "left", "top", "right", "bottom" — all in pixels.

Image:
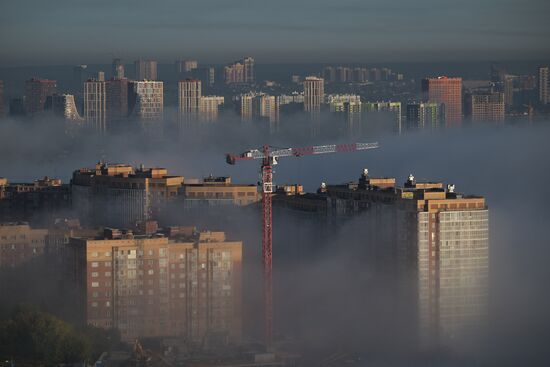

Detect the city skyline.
[{"left": 1, "top": 1, "right": 550, "bottom": 365}]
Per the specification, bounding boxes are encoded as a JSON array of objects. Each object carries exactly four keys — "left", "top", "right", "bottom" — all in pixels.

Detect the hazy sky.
[{"left": 1, "top": 0, "right": 549, "bottom": 65}]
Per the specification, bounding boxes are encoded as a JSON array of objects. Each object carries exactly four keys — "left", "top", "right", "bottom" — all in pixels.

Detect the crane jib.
[{"left": 228, "top": 142, "right": 379, "bottom": 163}]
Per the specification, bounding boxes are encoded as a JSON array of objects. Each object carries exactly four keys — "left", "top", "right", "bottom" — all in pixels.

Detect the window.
[
  {"left": 91, "top": 262, "right": 99, "bottom": 268},
  {"left": 91, "top": 282, "right": 99, "bottom": 288},
  {"left": 91, "top": 272, "right": 98, "bottom": 277}
]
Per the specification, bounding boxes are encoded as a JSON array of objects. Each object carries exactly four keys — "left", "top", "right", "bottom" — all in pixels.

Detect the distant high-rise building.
[
  {"left": 134, "top": 59, "right": 158, "bottom": 80},
  {"left": 326, "top": 94, "right": 361, "bottom": 112},
  {"left": 370, "top": 68, "right": 381, "bottom": 81},
  {"left": 323, "top": 67, "right": 336, "bottom": 83},
  {"left": 175, "top": 60, "right": 184, "bottom": 73},
  {"left": 240, "top": 93, "right": 278, "bottom": 123},
  {"left": 194, "top": 67, "right": 215, "bottom": 88},
  {"left": 175, "top": 59, "right": 198, "bottom": 73},
  {"left": 503, "top": 75, "right": 515, "bottom": 109},
  {"left": 243, "top": 57, "right": 254, "bottom": 84},
  {"left": 422, "top": 77, "right": 462, "bottom": 125},
  {"left": 240, "top": 93, "right": 254, "bottom": 122},
  {"left": 128, "top": 81, "right": 163, "bottom": 120},
  {"left": 336, "top": 67, "right": 353, "bottom": 83},
  {"left": 539, "top": 66, "right": 549, "bottom": 104},
  {"left": 105, "top": 78, "right": 129, "bottom": 122},
  {"left": 83, "top": 79, "right": 107, "bottom": 132},
  {"left": 0, "top": 80, "right": 4, "bottom": 118},
  {"left": 178, "top": 79, "right": 202, "bottom": 117},
  {"left": 278, "top": 92, "right": 304, "bottom": 105},
  {"left": 185, "top": 60, "right": 198, "bottom": 72},
  {"left": 353, "top": 67, "right": 369, "bottom": 83},
  {"left": 364, "top": 101, "right": 402, "bottom": 132},
  {"left": 406, "top": 102, "right": 440, "bottom": 129},
  {"left": 490, "top": 62, "right": 506, "bottom": 83},
  {"left": 303, "top": 76, "right": 324, "bottom": 112},
  {"left": 343, "top": 100, "right": 362, "bottom": 132},
  {"left": 97, "top": 71, "right": 105, "bottom": 82},
  {"left": 224, "top": 63, "right": 244, "bottom": 84},
  {"left": 112, "top": 58, "right": 125, "bottom": 79},
  {"left": 49, "top": 94, "right": 84, "bottom": 122},
  {"left": 326, "top": 96, "right": 363, "bottom": 133},
  {"left": 24, "top": 78, "right": 57, "bottom": 115},
  {"left": 66, "top": 228, "right": 243, "bottom": 342},
  {"left": 198, "top": 96, "right": 224, "bottom": 122},
  {"left": 73, "top": 65, "right": 88, "bottom": 93},
  {"left": 466, "top": 92, "right": 505, "bottom": 123},
  {"left": 257, "top": 94, "right": 278, "bottom": 124},
  {"left": 224, "top": 57, "right": 254, "bottom": 84}
]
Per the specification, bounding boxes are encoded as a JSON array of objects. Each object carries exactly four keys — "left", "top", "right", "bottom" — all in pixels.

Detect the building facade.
[
  {"left": 71, "top": 163, "right": 183, "bottom": 228},
  {"left": 395, "top": 175, "right": 488, "bottom": 347},
  {"left": 539, "top": 66, "right": 549, "bottom": 104},
  {"left": 112, "top": 58, "right": 125, "bottom": 79},
  {"left": 364, "top": 101, "right": 402, "bottom": 133},
  {"left": 198, "top": 96, "right": 224, "bottom": 122},
  {"left": 67, "top": 229, "right": 242, "bottom": 343},
  {"left": 0, "top": 80, "right": 4, "bottom": 118},
  {"left": 0, "top": 177, "right": 70, "bottom": 223},
  {"left": 0, "top": 222, "right": 48, "bottom": 268},
  {"left": 180, "top": 176, "right": 260, "bottom": 208},
  {"left": 224, "top": 57, "right": 254, "bottom": 84},
  {"left": 105, "top": 78, "right": 129, "bottom": 122},
  {"left": 49, "top": 94, "right": 84, "bottom": 122},
  {"left": 128, "top": 81, "right": 164, "bottom": 121},
  {"left": 303, "top": 76, "right": 324, "bottom": 112},
  {"left": 274, "top": 169, "right": 489, "bottom": 348},
  {"left": 406, "top": 102, "right": 440, "bottom": 129},
  {"left": 134, "top": 60, "right": 158, "bottom": 81},
  {"left": 240, "top": 93, "right": 279, "bottom": 123},
  {"left": 178, "top": 79, "right": 202, "bottom": 117},
  {"left": 24, "top": 78, "right": 57, "bottom": 115},
  {"left": 422, "top": 77, "right": 462, "bottom": 125},
  {"left": 84, "top": 79, "right": 107, "bottom": 132},
  {"left": 466, "top": 92, "right": 505, "bottom": 123}
]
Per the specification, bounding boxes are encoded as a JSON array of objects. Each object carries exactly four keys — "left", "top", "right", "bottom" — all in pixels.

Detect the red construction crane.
[{"left": 226, "top": 142, "right": 379, "bottom": 349}]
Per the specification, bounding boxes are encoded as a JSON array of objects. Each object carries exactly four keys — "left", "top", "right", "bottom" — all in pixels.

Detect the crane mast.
[{"left": 226, "top": 142, "right": 379, "bottom": 349}]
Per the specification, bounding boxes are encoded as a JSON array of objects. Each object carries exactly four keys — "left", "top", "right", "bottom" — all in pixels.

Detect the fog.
[{"left": 1, "top": 113, "right": 549, "bottom": 365}]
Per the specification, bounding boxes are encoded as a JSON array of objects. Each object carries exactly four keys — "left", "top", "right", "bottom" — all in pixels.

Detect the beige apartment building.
[
  {"left": 180, "top": 176, "right": 260, "bottom": 208},
  {"left": 67, "top": 229, "right": 242, "bottom": 343},
  {"left": 71, "top": 163, "right": 184, "bottom": 227},
  {"left": 0, "top": 222, "right": 48, "bottom": 268}
]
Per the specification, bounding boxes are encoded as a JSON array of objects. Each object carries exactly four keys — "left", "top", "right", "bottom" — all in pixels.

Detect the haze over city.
[{"left": 0, "top": 0, "right": 549, "bottom": 366}]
